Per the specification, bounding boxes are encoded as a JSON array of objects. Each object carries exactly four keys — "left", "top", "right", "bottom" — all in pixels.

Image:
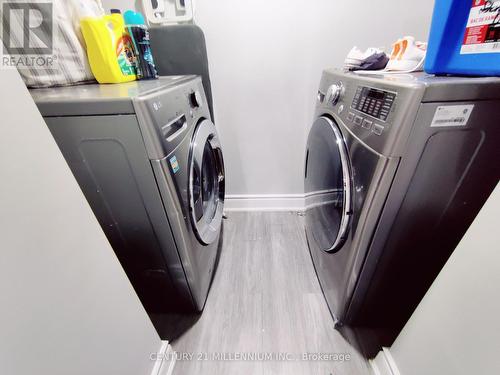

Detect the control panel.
[
  {"left": 317, "top": 70, "right": 424, "bottom": 157},
  {"left": 351, "top": 86, "right": 396, "bottom": 122},
  {"left": 318, "top": 77, "right": 402, "bottom": 142},
  {"left": 134, "top": 77, "right": 208, "bottom": 160}
]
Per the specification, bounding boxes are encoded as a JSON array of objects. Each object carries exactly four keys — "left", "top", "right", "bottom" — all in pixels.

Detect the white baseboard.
[
  {"left": 150, "top": 341, "right": 176, "bottom": 375},
  {"left": 224, "top": 194, "right": 305, "bottom": 212},
  {"left": 370, "top": 348, "right": 401, "bottom": 375}
]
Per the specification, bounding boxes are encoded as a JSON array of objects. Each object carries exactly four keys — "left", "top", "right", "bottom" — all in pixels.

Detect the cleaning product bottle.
[
  {"left": 80, "top": 9, "right": 137, "bottom": 83},
  {"left": 124, "top": 10, "right": 159, "bottom": 80}
]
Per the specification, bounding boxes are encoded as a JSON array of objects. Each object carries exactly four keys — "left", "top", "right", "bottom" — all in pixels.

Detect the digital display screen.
[{"left": 367, "top": 88, "right": 386, "bottom": 100}]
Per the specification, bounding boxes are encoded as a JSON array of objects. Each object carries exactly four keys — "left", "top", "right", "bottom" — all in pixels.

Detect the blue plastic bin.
[{"left": 425, "top": 0, "right": 500, "bottom": 76}]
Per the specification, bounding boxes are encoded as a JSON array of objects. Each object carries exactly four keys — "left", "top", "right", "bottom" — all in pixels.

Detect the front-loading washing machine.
[
  {"left": 31, "top": 76, "right": 225, "bottom": 321},
  {"left": 305, "top": 69, "right": 500, "bottom": 355}
]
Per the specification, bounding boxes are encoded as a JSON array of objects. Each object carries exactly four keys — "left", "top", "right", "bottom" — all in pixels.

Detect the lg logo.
[
  {"left": 153, "top": 101, "right": 163, "bottom": 111},
  {"left": 2, "top": 1, "right": 53, "bottom": 55}
]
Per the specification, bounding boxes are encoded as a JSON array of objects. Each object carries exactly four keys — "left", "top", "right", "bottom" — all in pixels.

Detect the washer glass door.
[
  {"left": 189, "top": 119, "right": 225, "bottom": 245},
  {"left": 305, "top": 116, "right": 352, "bottom": 253}
]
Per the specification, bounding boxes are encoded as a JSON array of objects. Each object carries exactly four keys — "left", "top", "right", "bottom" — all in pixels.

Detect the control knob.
[
  {"left": 325, "top": 82, "right": 344, "bottom": 106},
  {"left": 189, "top": 91, "right": 203, "bottom": 108}
]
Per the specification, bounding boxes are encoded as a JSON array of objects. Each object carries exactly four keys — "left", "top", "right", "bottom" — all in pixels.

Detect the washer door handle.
[
  {"left": 304, "top": 116, "right": 353, "bottom": 253},
  {"left": 324, "top": 116, "right": 353, "bottom": 252}
]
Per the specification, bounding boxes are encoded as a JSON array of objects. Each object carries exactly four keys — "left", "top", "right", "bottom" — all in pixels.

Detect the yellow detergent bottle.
[{"left": 80, "top": 9, "right": 136, "bottom": 84}]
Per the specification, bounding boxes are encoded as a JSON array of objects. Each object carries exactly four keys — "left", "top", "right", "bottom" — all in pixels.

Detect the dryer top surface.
[
  {"left": 324, "top": 69, "right": 500, "bottom": 102},
  {"left": 30, "top": 76, "right": 198, "bottom": 117}
]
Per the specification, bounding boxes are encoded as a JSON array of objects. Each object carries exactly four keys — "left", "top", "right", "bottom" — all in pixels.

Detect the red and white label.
[{"left": 461, "top": 0, "right": 500, "bottom": 54}]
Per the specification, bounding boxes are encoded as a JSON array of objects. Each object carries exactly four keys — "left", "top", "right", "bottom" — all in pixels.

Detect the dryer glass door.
[
  {"left": 189, "top": 119, "right": 225, "bottom": 245},
  {"left": 305, "top": 116, "right": 352, "bottom": 253}
]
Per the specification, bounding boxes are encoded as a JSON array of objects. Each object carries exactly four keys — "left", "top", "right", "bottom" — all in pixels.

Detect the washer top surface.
[
  {"left": 30, "top": 75, "right": 197, "bottom": 117},
  {"left": 324, "top": 69, "right": 500, "bottom": 102}
]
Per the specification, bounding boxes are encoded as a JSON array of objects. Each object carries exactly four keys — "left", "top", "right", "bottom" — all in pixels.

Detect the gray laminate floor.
[{"left": 171, "top": 212, "right": 371, "bottom": 375}]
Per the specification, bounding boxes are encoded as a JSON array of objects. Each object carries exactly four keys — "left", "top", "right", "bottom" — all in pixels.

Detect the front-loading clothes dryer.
[
  {"left": 31, "top": 76, "right": 225, "bottom": 320},
  {"left": 305, "top": 69, "right": 500, "bottom": 355}
]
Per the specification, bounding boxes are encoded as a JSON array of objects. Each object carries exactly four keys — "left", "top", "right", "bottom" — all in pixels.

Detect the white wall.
[
  {"left": 196, "top": 0, "right": 434, "bottom": 207},
  {"left": 103, "top": 0, "right": 435, "bottom": 209},
  {"left": 373, "top": 183, "right": 500, "bottom": 375},
  {"left": 0, "top": 68, "right": 163, "bottom": 374}
]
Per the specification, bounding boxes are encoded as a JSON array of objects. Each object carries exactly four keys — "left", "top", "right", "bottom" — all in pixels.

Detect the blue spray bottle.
[{"left": 124, "top": 10, "right": 159, "bottom": 80}]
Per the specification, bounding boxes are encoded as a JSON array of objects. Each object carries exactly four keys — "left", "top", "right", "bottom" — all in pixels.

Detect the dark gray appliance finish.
[
  {"left": 31, "top": 76, "right": 225, "bottom": 318},
  {"left": 305, "top": 116, "right": 397, "bottom": 319},
  {"left": 305, "top": 69, "right": 500, "bottom": 357}
]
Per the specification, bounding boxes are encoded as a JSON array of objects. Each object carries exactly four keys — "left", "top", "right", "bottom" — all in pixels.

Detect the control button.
[
  {"left": 354, "top": 115, "right": 363, "bottom": 126},
  {"left": 362, "top": 119, "right": 373, "bottom": 130},
  {"left": 338, "top": 104, "right": 344, "bottom": 114},
  {"left": 347, "top": 112, "right": 355, "bottom": 122},
  {"left": 372, "top": 124, "right": 384, "bottom": 135}
]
